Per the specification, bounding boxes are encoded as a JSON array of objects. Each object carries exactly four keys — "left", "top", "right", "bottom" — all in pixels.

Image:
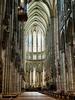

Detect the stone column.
[
  {"left": 31, "top": 70, "right": 33, "bottom": 87},
  {"left": 42, "top": 67, "right": 45, "bottom": 86},
  {"left": 33, "top": 67, "right": 36, "bottom": 87},
  {"left": 68, "top": 45, "right": 73, "bottom": 90},
  {"left": 2, "top": 50, "right": 5, "bottom": 94},
  {"left": 37, "top": 72, "right": 39, "bottom": 87},
  {"left": 14, "top": 68, "right": 17, "bottom": 93},
  {"left": 39, "top": 72, "right": 41, "bottom": 87},
  {"left": 19, "top": 75, "right": 22, "bottom": 93},
  {"left": 19, "top": 74, "right": 21, "bottom": 93},
  {"left": 62, "top": 52, "right": 67, "bottom": 91},
  {"left": 26, "top": 71, "right": 29, "bottom": 88},
  {"left": 15, "top": 71, "right": 17, "bottom": 93},
  {"left": 4, "top": 48, "right": 8, "bottom": 94},
  {"left": 30, "top": 70, "right": 32, "bottom": 86},
  {"left": 28, "top": 72, "right": 30, "bottom": 87},
  {"left": 1, "top": 0, "right": 7, "bottom": 93},
  {"left": 17, "top": 72, "right": 20, "bottom": 94},
  {"left": 9, "top": 63, "right": 13, "bottom": 94},
  {"left": 53, "top": 16, "right": 60, "bottom": 91},
  {"left": 66, "top": 72, "right": 69, "bottom": 91},
  {"left": 72, "top": 43, "right": 75, "bottom": 90},
  {"left": 36, "top": 71, "right": 38, "bottom": 87}
]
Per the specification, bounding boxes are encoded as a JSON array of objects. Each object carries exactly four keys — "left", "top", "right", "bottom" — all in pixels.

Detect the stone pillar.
[
  {"left": 27, "top": 72, "right": 29, "bottom": 87},
  {"left": 30, "top": 70, "right": 32, "bottom": 86},
  {"left": 72, "top": 44, "right": 75, "bottom": 91},
  {"left": 68, "top": 45, "right": 73, "bottom": 90},
  {"left": 28, "top": 71, "right": 30, "bottom": 87},
  {"left": 14, "top": 68, "right": 17, "bottom": 93},
  {"left": 19, "top": 74, "right": 21, "bottom": 93},
  {"left": 36, "top": 71, "right": 38, "bottom": 87},
  {"left": 31, "top": 71, "right": 33, "bottom": 87},
  {"left": 9, "top": 63, "right": 13, "bottom": 94},
  {"left": 25, "top": 72, "right": 27, "bottom": 88},
  {"left": 66, "top": 72, "right": 69, "bottom": 91},
  {"left": 2, "top": 50, "right": 5, "bottom": 94},
  {"left": 33, "top": 67, "right": 36, "bottom": 87},
  {"left": 4, "top": 48, "right": 8, "bottom": 94},
  {"left": 62, "top": 52, "right": 67, "bottom": 92},
  {"left": 42, "top": 67, "right": 45, "bottom": 86},
  {"left": 39, "top": 72, "right": 41, "bottom": 87},
  {"left": 37, "top": 72, "right": 39, "bottom": 87},
  {"left": 17, "top": 72, "right": 20, "bottom": 94},
  {"left": 19, "top": 75, "right": 22, "bottom": 93},
  {"left": 53, "top": 15, "right": 61, "bottom": 91}
]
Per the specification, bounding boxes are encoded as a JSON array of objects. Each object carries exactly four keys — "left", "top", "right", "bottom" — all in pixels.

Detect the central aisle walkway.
[{"left": 14, "top": 92, "right": 56, "bottom": 100}]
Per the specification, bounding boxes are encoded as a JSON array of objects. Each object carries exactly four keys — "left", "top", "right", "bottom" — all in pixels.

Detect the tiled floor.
[
  {"left": 13, "top": 92, "right": 56, "bottom": 100},
  {"left": 0, "top": 92, "right": 57, "bottom": 100}
]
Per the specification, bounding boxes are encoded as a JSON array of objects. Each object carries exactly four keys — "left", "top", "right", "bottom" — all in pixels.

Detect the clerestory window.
[{"left": 25, "top": 26, "right": 46, "bottom": 60}]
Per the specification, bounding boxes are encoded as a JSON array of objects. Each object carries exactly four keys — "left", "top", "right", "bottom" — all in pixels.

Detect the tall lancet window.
[
  {"left": 33, "top": 30, "right": 37, "bottom": 52},
  {"left": 25, "top": 26, "right": 46, "bottom": 60}
]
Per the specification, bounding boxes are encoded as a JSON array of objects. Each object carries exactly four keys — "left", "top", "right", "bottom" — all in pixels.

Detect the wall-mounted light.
[{"left": 68, "top": 8, "right": 70, "bottom": 11}]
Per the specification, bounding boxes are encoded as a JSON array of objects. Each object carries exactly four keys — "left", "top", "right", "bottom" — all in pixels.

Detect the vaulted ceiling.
[{"left": 25, "top": 0, "right": 57, "bottom": 34}]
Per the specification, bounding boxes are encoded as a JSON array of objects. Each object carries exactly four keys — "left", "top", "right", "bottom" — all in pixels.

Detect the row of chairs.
[{"left": 49, "top": 91, "right": 75, "bottom": 100}]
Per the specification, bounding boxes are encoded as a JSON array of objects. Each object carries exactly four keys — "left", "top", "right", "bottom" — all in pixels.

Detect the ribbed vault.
[{"left": 25, "top": 0, "right": 52, "bottom": 34}]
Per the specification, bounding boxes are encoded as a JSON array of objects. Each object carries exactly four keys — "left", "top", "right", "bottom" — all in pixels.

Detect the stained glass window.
[{"left": 25, "top": 26, "right": 46, "bottom": 60}]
